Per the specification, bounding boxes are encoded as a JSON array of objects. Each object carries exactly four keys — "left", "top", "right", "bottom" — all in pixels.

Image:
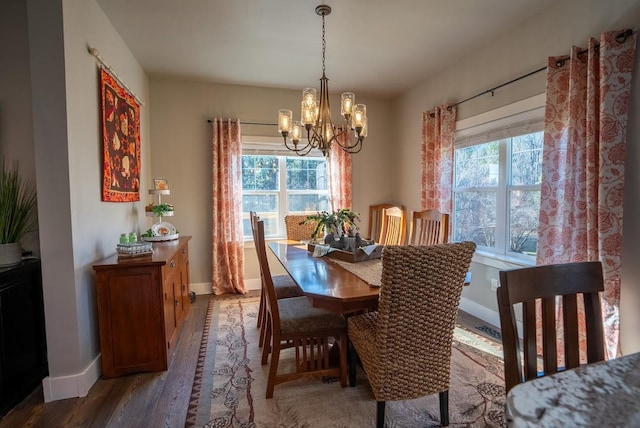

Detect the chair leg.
[
  {"left": 266, "top": 341, "right": 280, "bottom": 399},
  {"left": 338, "top": 333, "right": 347, "bottom": 388},
  {"left": 349, "top": 341, "right": 357, "bottom": 387},
  {"left": 376, "top": 401, "right": 385, "bottom": 428},
  {"left": 439, "top": 390, "right": 449, "bottom": 426}
]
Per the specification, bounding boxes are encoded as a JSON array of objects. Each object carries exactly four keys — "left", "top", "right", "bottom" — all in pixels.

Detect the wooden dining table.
[{"left": 268, "top": 241, "right": 380, "bottom": 314}]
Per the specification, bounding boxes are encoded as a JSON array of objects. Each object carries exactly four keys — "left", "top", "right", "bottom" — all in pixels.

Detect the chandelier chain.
[{"left": 321, "top": 13, "right": 326, "bottom": 75}]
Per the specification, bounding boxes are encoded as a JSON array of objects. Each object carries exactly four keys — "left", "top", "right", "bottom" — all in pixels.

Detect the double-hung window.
[
  {"left": 452, "top": 96, "right": 544, "bottom": 261},
  {"left": 241, "top": 139, "right": 329, "bottom": 239}
]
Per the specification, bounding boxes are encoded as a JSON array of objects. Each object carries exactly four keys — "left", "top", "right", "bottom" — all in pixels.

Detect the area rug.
[{"left": 185, "top": 297, "right": 506, "bottom": 427}]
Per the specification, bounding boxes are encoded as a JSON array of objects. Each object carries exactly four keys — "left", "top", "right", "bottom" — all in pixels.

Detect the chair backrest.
[
  {"left": 284, "top": 214, "right": 317, "bottom": 241},
  {"left": 497, "top": 261, "right": 606, "bottom": 393},
  {"left": 407, "top": 209, "right": 450, "bottom": 246},
  {"left": 378, "top": 206, "right": 407, "bottom": 246},
  {"left": 367, "top": 204, "right": 403, "bottom": 242},
  {"left": 375, "top": 242, "right": 476, "bottom": 396},
  {"left": 252, "top": 216, "right": 281, "bottom": 326}
]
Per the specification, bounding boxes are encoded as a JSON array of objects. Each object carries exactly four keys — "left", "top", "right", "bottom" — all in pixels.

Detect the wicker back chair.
[
  {"left": 347, "top": 242, "right": 476, "bottom": 427},
  {"left": 497, "top": 261, "right": 605, "bottom": 393},
  {"left": 407, "top": 209, "right": 450, "bottom": 245},
  {"left": 284, "top": 214, "right": 317, "bottom": 241},
  {"left": 250, "top": 212, "right": 303, "bottom": 349},
  {"left": 254, "top": 218, "right": 348, "bottom": 398}
]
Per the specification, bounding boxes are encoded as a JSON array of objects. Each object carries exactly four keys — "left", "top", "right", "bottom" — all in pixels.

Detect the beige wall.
[
  {"left": 392, "top": 0, "right": 640, "bottom": 354},
  {"left": 25, "top": 0, "right": 151, "bottom": 400},
  {"left": 148, "top": 78, "right": 393, "bottom": 289}
]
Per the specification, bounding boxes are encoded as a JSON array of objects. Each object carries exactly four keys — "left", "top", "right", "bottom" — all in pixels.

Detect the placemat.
[{"left": 329, "top": 258, "right": 383, "bottom": 287}]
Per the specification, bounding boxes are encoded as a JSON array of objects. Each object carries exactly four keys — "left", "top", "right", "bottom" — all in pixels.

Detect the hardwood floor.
[
  {"left": 0, "top": 294, "right": 211, "bottom": 428},
  {"left": 0, "top": 291, "right": 501, "bottom": 428}
]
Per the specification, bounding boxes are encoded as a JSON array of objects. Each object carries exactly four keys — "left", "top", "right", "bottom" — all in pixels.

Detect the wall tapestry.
[{"left": 100, "top": 68, "right": 141, "bottom": 202}]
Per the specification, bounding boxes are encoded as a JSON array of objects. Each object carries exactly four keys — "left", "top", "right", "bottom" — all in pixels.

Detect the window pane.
[
  {"left": 242, "top": 155, "right": 279, "bottom": 191},
  {"left": 454, "top": 191, "right": 496, "bottom": 248},
  {"left": 511, "top": 132, "right": 543, "bottom": 186},
  {"left": 242, "top": 194, "right": 278, "bottom": 212},
  {"left": 288, "top": 194, "right": 330, "bottom": 212},
  {"left": 509, "top": 189, "right": 540, "bottom": 255},
  {"left": 455, "top": 141, "right": 499, "bottom": 188},
  {"left": 286, "top": 157, "right": 327, "bottom": 190}
]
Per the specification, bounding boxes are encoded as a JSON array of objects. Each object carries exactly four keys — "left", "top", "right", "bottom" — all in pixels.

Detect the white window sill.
[{"left": 472, "top": 250, "right": 535, "bottom": 270}]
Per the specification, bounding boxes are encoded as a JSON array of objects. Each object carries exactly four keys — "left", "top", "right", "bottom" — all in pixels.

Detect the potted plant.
[
  {"left": 303, "top": 208, "right": 360, "bottom": 242},
  {"left": 0, "top": 160, "right": 37, "bottom": 266}
]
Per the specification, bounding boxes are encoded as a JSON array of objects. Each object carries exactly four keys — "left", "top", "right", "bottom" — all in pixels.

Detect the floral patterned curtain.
[
  {"left": 327, "top": 131, "right": 353, "bottom": 211},
  {"left": 421, "top": 105, "right": 457, "bottom": 228},
  {"left": 537, "top": 29, "right": 636, "bottom": 358},
  {"left": 211, "top": 118, "right": 246, "bottom": 294}
]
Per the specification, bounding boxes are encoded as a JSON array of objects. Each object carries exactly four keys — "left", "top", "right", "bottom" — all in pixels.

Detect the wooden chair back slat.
[
  {"left": 379, "top": 207, "right": 406, "bottom": 246},
  {"left": 408, "top": 210, "right": 449, "bottom": 245},
  {"left": 368, "top": 204, "right": 403, "bottom": 242},
  {"left": 497, "top": 261, "right": 606, "bottom": 392}
]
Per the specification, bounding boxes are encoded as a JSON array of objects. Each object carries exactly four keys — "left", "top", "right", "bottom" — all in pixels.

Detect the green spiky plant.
[
  {"left": 303, "top": 208, "right": 360, "bottom": 239},
  {"left": 0, "top": 161, "right": 38, "bottom": 244}
]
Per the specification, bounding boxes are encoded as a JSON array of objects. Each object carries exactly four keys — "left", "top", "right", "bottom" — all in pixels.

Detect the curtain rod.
[
  {"left": 206, "top": 119, "right": 277, "bottom": 125},
  {"left": 88, "top": 47, "right": 145, "bottom": 106},
  {"left": 450, "top": 29, "right": 633, "bottom": 110}
]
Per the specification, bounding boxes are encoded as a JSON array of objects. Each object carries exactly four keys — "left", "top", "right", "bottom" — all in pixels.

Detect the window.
[
  {"left": 452, "top": 96, "right": 544, "bottom": 260},
  {"left": 241, "top": 146, "right": 329, "bottom": 239}
]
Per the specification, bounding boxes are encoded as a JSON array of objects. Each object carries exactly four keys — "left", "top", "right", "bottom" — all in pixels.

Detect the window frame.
[
  {"left": 241, "top": 136, "right": 328, "bottom": 240},
  {"left": 453, "top": 94, "right": 545, "bottom": 264}
]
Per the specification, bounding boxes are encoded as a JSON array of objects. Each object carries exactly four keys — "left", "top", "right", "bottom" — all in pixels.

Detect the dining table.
[
  {"left": 505, "top": 351, "right": 640, "bottom": 427},
  {"left": 267, "top": 241, "right": 381, "bottom": 314}
]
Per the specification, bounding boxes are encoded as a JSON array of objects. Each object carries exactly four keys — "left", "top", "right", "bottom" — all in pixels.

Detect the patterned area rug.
[{"left": 185, "top": 297, "right": 506, "bottom": 427}]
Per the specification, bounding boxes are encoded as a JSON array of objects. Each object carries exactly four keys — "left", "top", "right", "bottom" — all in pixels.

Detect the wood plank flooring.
[{"left": 0, "top": 291, "right": 502, "bottom": 428}]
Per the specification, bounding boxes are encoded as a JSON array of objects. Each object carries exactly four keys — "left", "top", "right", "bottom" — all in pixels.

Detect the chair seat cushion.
[
  {"left": 278, "top": 296, "right": 346, "bottom": 334},
  {"left": 273, "top": 275, "right": 304, "bottom": 299}
]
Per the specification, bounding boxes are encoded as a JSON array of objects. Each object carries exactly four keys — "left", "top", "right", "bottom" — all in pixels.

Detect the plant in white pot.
[{"left": 0, "top": 161, "right": 37, "bottom": 267}]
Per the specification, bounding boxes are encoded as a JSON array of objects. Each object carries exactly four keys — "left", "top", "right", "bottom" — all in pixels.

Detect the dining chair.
[
  {"left": 347, "top": 242, "right": 477, "bottom": 427},
  {"left": 407, "top": 209, "right": 449, "bottom": 246},
  {"left": 254, "top": 218, "right": 348, "bottom": 398},
  {"left": 378, "top": 206, "right": 407, "bottom": 246},
  {"left": 497, "top": 261, "right": 606, "bottom": 393},
  {"left": 284, "top": 214, "right": 317, "bottom": 241},
  {"left": 249, "top": 212, "right": 304, "bottom": 349},
  {"left": 367, "top": 203, "right": 402, "bottom": 243}
]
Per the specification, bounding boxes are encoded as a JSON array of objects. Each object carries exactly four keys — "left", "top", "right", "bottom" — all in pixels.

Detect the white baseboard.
[
  {"left": 459, "top": 297, "right": 523, "bottom": 338},
  {"left": 42, "top": 354, "right": 101, "bottom": 402}
]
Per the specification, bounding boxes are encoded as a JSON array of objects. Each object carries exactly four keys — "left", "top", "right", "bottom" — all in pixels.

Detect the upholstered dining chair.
[
  {"left": 407, "top": 209, "right": 449, "bottom": 246},
  {"left": 378, "top": 206, "right": 407, "bottom": 246},
  {"left": 284, "top": 214, "right": 317, "bottom": 241},
  {"left": 348, "top": 242, "right": 477, "bottom": 427},
  {"left": 497, "top": 261, "right": 606, "bottom": 393},
  {"left": 367, "top": 203, "right": 403, "bottom": 243},
  {"left": 254, "top": 218, "right": 348, "bottom": 398},
  {"left": 249, "top": 212, "right": 304, "bottom": 349}
]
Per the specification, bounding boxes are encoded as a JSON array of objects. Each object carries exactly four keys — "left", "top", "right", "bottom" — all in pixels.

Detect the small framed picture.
[{"left": 153, "top": 178, "right": 169, "bottom": 190}]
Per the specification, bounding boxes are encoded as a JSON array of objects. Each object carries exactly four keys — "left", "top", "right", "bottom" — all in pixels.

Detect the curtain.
[
  {"left": 421, "top": 105, "right": 457, "bottom": 219},
  {"left": 537, "top": 29, "right": 636, "bottom": 358},
  {"left": 211, "top": 118, "right": 246, "bottom": 294},
  {"left": 327, "top": 131, "right": 353, "bottom": 211}
]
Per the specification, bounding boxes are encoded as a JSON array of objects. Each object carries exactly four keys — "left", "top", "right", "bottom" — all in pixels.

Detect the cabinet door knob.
[
  {"left": 174, "top": 298, "right": 179, "bottom": 307},
  {"left": 170, "top": 260, "right": 176, "bottom": 268},
  {"left": 182, "top": 248, "right": 187, "bottom": 254}
]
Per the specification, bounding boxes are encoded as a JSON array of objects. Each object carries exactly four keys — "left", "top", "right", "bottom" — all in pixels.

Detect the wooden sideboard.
[{"left": 93, "top": 236, "right": 191, "bottom": 378}]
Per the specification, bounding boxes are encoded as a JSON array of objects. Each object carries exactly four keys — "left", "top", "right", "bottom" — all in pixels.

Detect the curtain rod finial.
[{"left": 88, "top": 47, "right": 99, "bottom": 57}]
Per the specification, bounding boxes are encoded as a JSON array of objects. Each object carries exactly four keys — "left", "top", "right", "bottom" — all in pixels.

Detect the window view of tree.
[
  {"left": 453, "top": 131, "right": 543, "bottom": 258},
  {"left": 241, "top": 154, "right": 328, "bottom": 238}
]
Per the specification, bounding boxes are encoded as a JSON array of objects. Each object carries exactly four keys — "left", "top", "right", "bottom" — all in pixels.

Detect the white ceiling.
[{"left": 95, "top": 0, "right": 559, "bottom": 99}]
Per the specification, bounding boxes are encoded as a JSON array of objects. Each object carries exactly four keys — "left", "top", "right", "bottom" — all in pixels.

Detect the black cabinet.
[{"left": 0, "top": 258, "right": 48, "bottom": 417}]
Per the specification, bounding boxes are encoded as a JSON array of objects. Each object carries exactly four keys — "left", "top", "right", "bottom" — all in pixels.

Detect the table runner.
[{"left": 329, "top": 258, "right": 383, "bottom": 287}]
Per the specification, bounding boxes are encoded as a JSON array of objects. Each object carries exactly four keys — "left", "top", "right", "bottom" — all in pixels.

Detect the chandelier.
[{"left": 278, "top": 5, "right": 367, "bottom": 157}]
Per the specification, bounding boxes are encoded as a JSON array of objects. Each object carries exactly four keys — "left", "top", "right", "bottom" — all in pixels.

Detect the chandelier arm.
[{"left": 284, "top": 136, "right": 313, "bottom": 154}]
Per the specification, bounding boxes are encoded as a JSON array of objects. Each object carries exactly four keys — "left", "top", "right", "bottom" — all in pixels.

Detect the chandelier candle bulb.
[
  {"left": 278, "top": 109, "right": 292, "bottom": 135},
  {"left": 341, "top": 92, "right": 354, "bottom": 117}
]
